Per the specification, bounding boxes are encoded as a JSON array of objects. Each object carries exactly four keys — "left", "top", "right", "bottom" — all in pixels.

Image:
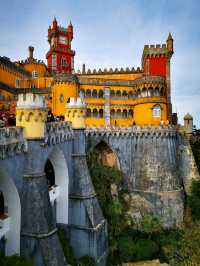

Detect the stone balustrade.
[
  {"left": 43, "top": 121, "right": 74, "bottom": 145},
  {"left": 0, "top": 127, "right": 27, "bottom": 159}
]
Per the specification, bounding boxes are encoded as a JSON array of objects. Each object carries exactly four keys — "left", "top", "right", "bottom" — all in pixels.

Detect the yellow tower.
[
  {"left": 52, "top": 74, "right": 79, "bottom": 116},
  {"left": 16, "top": 93, "right": 47, "bottom": 139},
  {"left": 65, "top": 97, "right": 86, "bottom": 129}
]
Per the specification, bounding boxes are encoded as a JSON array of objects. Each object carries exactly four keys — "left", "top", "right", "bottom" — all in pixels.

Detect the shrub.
[
  {"left": 0, "top": 253, "right": 34, "bottom": 266},
  {"left": 118, "top": 236, "right": 135, "bottom": 262},
  {"left": 77, "top": 256, "right": 96, "bottom": 266},
  {"left": 188, "top": 180, "right": 200, "bottom": 221},
  {"left": 133, "top": 239, "right": 159, "bottom": 261}
]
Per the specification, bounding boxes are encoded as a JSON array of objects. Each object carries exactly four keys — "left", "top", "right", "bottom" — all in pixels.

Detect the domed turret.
[{"left": 184, "top": 113, "right": 193, "bottom": 135}]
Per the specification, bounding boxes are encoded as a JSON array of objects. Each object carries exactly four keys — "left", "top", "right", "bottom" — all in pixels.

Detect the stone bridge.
[
  {"left": 0, "top": 122, "right": 107, "bottom": 266},
  {"left": 0, "top": 123, "right": 199, "bottom": 266},
  {"left": 86, "top": 126, "right": 199, "bottom": 227}
]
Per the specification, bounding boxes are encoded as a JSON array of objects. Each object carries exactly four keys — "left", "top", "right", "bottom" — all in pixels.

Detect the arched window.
[
  {"left": 32, "top": 70, "right": 38, "bottom": 78},
  {"left": 111, "top": 109, "right": 115, "bottom": 118},
  {"left": 86, "top": 108, "right": 91, "bottom": 117},
  {"left": 122, "top": 109, "right": 127, "bottom": 118},
  {"left": 152, "top": 105, "right": 161, "bottom": 117},
  {"left": 122, "top": 91, "right": 128, "bottom": 98},
  {"left": 99, "top": 109, "right": 104, "bottom": 118},
  {"left": 128, "top": 110, "right": 133, "bottom": 118},
  {"left": 86, "top": 89, "right": 91, "bottom": 98},
  {"left": 99, "top": 90, "right": 104, "bottom": 98},
  {"left": 110, "top": 90, "right": 115, "bottom": 98},
  {"left": 61, "top": 57, "right": 67, "bottom": 67},
  {"left": 93, "top": 109, "right": 98, "bottom": 118},
  {"left": 116, "top": 109, "right": 121, "bottom": 118},
  {"left": 92, "top": 90, "right": 98, "bottom": 98},
  {"left": 116, "top": 90, "right": 121, "bottom": 98},
  {"left": 128, "top": 91, "right": 133, "bottom": 99}
]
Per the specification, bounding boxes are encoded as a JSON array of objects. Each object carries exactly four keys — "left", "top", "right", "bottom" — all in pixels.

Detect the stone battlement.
[
  {"left": 44, "top": 121, "right": 74, "bottom": 145},
  {"left": 76, "top": 66, "right": 142, "bottom": 75},
  {"left": 142, "top": 43, "right": 168, "bottom": 57},
  {"left": 86, "top": 125, "right": 178, "bottom": 137},
  {"left": 0, "top": 127, "right": 27, "bottom": 159},
  {"left": 17, "top": 93, "right": 46, "bottom": 109}
]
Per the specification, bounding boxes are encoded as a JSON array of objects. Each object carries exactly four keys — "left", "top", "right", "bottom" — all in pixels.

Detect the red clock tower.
[{"left": 46, "top": 18, "right": 75, "bottom": 74}]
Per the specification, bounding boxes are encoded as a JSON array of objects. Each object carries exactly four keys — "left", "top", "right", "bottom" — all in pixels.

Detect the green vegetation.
[
  {"left": 191, "top": 140, "right": 200, "bottom": 172},
  {"left": 57, "top": 227, "right": 96, "bottom": 266},
  {"left": 0, "top": 253, "right": 34, "bottom": 266},
  {"left": 88, "top": 147, "right": 200, "bottom": 265}
]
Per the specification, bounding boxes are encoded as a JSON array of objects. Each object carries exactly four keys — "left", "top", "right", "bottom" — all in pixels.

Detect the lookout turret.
[{"left": 16, "top": 93, "right": 47, "bottom": 139}]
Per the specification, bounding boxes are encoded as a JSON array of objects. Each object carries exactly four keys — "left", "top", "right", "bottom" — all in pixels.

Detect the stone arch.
[
  {"left": 93, "top": 108, "right": 98, "bottom": 118},
  {"left": 99, "top": 109, "right": 104, "bottom": 118},
  {"left": 86, "top": 89, "right": 91, "bottom": 98},
  {"left": 116, "top": 90, "right": 121, "bottom": 98},
  {"left": 0, "top": 169, "right": 21, "bottom": 256},
  {"left": 99, "top": 90, "right": 104, "bottom": 98},
  {"left": 110, "top": 90, "right": 115, "bottom": 98},
  {"left": 110, "top": 109, "right": 115, "bottom": 118},
  {"left": 86, "top": 108, "right": 92, "bottom": 117},
  {"left": 92, "top": 89, "right": 98, "bottom": 98},
  {"left": 45, "top": 147, "right": 69, "bottom": 224},
  {"left": 122, "top": 109, "right": 128, "bottom": 118},
  {"left": 91, "top": 141, "right": 120, "bottom": 170}
]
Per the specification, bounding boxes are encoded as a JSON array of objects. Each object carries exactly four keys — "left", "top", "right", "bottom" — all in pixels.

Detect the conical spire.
[{"left": 167, "top": 32, "right": 173, "bottom": 41}]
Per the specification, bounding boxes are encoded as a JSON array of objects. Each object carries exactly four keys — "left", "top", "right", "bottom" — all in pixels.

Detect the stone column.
[{"left": 68, "top": 129, "right": 108, "bottom": 266}]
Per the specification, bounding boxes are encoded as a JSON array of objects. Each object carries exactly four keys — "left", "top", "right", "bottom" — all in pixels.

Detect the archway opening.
[
  {"left": 93, "top": 141, "right": 120, "bottom": 169},
  {"left": 0, "top": 170, "right": 21, "bottom": 256},
  {"left": 45, "top": 159, "right": 55, "bottom": 188},
  {"left": 45, "top": 147, "right": 69, "bottom": 224}
]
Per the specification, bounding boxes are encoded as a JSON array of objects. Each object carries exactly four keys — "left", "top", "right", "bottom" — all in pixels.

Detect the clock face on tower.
[{"left": 59, "top": 36, "right": 68, "bottom": 44}]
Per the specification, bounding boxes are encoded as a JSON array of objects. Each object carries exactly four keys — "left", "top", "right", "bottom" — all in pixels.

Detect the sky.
[{"left": 0, "top": 0, "right": 200, "bottom": 127}]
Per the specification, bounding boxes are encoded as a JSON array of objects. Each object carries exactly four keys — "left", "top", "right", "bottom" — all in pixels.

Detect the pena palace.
[{"left": 0, "top": 18, "right": 176, "bottom": 127}]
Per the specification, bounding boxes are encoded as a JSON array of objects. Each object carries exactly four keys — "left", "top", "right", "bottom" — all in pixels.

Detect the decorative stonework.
[
  {"left": 85, "top": 125, "right": 178, "bottom": 138},
  {"left": 43, "top": 122, "right": 74, "bottom": 146},
  {"left": 0, "top": 127, "right": 27, "bottom": 159}
]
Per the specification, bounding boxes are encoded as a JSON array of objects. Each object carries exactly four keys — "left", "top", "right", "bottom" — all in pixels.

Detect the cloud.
[{"left": 0, "top": 0, "right": 199, "bottom": 126}]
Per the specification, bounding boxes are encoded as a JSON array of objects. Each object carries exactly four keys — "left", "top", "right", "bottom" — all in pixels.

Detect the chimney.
[{"left": 28, "top": 46, "right": 34, "bottom": 59}]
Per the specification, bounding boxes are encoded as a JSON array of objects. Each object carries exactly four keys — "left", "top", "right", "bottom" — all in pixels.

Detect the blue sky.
[{"left": 0, "top": 0, "right": 200, "bottom": 127}]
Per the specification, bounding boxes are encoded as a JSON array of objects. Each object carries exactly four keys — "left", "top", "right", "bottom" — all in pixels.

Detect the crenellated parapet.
[
  {"left": 0, "top": 127, "right": 27, "bottom": 159},
  {"left": 76, "top": 65, "right": 142, "bottom": 75},
  {"left": 86, "top": 125, "right": 178, "bottom": 138},
  {"left": 43, "top": 121, "right": 74, "bottom": 146}
]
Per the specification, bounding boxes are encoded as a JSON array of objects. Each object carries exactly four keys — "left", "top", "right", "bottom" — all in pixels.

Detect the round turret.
[
  {"left": 65, "top": 97, "right": 86, "bottom": 129},
  {"left": 184, "top": 113, "right": 193, "bottom": 135},
  {"left": 16, "top": 93, "right": 47, "bottom": 139}
]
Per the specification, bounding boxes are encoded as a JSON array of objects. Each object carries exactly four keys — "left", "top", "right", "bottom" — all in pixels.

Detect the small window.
[
  {"left": 152, "top": 105, "right": 161, "bottom": 117},
  {"left": 60, "top": 94, "right": 64, "bottom": 103},
  {"left": 32, "top": 70, "right": 38, "bottom": 78},
  {"left": 61, "top": 58, "right": 67, "bottom": 67}
]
